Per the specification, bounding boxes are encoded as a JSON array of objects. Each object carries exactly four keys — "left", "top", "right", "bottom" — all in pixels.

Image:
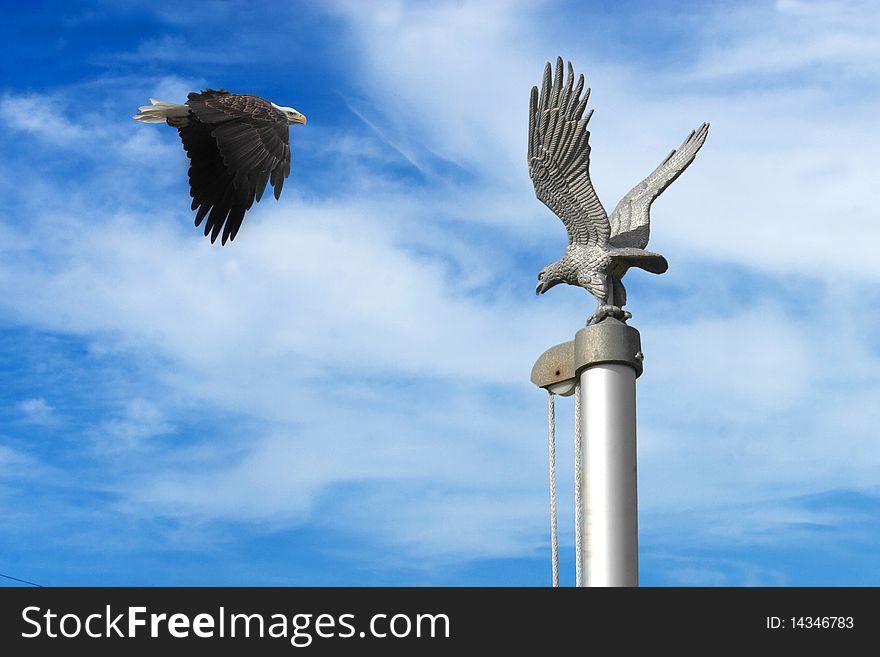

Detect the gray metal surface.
[
  {"left": 530, "top": 340, "right": 576, "bottom": 395},
  {"left": 574, "top": 318, "right": 643, "bottom": 378},
  {"left": 579, "top": 363, "right": 639, "bottom": 586},
  {"left": 530, "top": 318, "right": 643, "bottom": 390},
  {"left": 529, "top": 57, "right": 708, "bottom": 325}
]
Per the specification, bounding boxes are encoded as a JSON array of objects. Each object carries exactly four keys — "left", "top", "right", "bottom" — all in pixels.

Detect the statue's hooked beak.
[{"left": 536, "top": 281, "right": 545, "bottom": 295}]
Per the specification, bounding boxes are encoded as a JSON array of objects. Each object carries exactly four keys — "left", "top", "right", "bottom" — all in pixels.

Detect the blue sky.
[{"left": 1, "top": 0, "right": 878, "bottom": 586}]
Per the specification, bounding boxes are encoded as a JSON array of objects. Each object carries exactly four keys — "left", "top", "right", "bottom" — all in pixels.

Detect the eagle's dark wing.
[
  {"left": 180, "top": 90, "right": 291, "bottom": 244},
  {"left": 177, "top": 118, "right": 238, "bottom": 243},
  {"left": 609, "top": 122, "right": 709, "bottom": 249},
  {"left": 528, "top": 58, "right": 609, "bottom": 247}
]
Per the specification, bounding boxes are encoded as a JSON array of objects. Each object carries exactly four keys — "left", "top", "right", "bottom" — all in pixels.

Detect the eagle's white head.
[{"left": 271, "top": 102, "right": 307, "bottom": 125}]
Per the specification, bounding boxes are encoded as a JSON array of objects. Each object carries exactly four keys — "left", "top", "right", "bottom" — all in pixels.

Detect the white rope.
[
  {"left": 547, "top": 391, "right": 559, "bottom": 587},
  {"left": 574, "top": 382, "right": 584, "bottom": 587}
]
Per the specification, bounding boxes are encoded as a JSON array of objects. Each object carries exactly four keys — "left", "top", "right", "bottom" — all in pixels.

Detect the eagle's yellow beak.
[{"left": 290, "top": 112, "right": 307, "bottom": 125}]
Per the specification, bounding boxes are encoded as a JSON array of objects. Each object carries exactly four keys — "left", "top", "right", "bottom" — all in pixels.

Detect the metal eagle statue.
[
  {"left": 134, "top": 90, "right": 306, "bottom": 245},
  {"left": 530, "top": 57, "right": 708, "bottom": 324}
]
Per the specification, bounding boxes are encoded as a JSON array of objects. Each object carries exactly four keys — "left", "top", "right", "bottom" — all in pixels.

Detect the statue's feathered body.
[{"left": 529, "top": 58, "right": 708, "bottom": 324}]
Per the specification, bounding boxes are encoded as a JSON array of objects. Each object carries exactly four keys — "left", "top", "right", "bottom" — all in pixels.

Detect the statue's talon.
[{"left": 587, "top": 305, "right": 631, "bottom": 325}]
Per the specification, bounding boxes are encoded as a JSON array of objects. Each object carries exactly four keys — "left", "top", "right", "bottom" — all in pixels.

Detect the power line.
[{"left": 0, "top": 571, "right": 43, "bottom": 587}]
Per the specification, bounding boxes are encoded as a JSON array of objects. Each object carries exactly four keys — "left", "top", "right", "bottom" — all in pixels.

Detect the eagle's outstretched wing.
[
  {"left": 609, "top": 122, "right": 709, "bottom": 249},
  {"left": 182, "top": 90, "right": 291, "bottom": 244},
  {"left": 528, "top": 58, "right": 609, "bottom": 247}
]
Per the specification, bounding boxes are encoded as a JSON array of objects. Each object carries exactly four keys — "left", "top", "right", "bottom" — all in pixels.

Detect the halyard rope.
[
  {"left": 547, "top": 391, "right": 559, "bottom": 587},
  {"left": 574, "top": 382, "right": 583, "bottom": 587}
]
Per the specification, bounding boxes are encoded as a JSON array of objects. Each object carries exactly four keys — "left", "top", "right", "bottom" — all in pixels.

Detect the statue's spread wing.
[
  {"left": 529, "top": 58, "right": 609, "bottom": 247},
  {"left": 609, "top": 122, "right": 709, "bottom": 249}
]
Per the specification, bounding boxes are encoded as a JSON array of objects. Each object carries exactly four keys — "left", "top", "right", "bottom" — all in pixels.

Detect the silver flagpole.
[
  {"left": 532, "top": 318, "right": 643, "bottom": 587},
  {"left": 575, "top": 319, "right": 642, "bottom": 586}
]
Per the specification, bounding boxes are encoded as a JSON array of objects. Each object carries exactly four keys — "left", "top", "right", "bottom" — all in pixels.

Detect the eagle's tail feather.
[{"left": 132, "top": 99, "right": 190, "bottom": 123}]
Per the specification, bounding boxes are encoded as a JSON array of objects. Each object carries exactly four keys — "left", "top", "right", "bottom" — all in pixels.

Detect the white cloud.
[
  {"left": 692, "top": 0, "right": 880, "bottom": 79},
  {"left": 18, "top": 398, "right": 55, "bottom": 425},
  {"left": 89, "top": 398, "right": 174, "bottom": 454},
  {"left": 650, "top": 554, "right": 790, "bottom": 586},
  {"left": 0, "top": 94, "right": 90, "bottom": 145},
  {"left": 147, "top": 76, "right": 203, "bottom": 105},
  {"left": 341, "top": 1, "right": 537, "bottom": 163},
  {"left": 0, "top": 445, "right": 37, "bottom": 473}
]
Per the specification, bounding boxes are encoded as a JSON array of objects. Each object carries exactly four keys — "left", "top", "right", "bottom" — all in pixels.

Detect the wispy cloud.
[
  {"left": 0, "top": 445, "right": 39, "bottom": 473},
  {"left": 0, "top": 94, "right": 90, "bottom": 145},
  {"left": 89, "top": 398, "right": 174, "bottom": 454},
  {"left": 17, "top": 398, "right": 56, "bottom": 426},
  {"left": 691, "top": 0, "right": 880, "bottom": 79},
  {"left": 102, "top": 34, "right": 251, "bottom": 66}
]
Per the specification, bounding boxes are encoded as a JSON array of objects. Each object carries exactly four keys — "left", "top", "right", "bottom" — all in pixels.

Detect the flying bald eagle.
[
  {"left": 133, "top": 90, "right": 306, "bottom": 244},
  {"left": 530, "top": 58, "right": 708, "bottom": 324}
]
